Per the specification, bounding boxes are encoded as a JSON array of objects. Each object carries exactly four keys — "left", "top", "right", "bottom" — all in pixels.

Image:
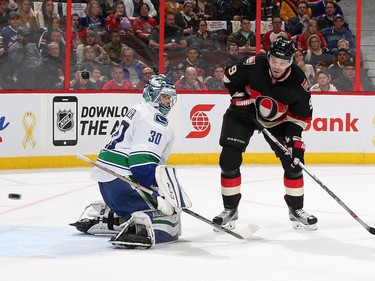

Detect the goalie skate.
[
  {"left": 288, "top": 206, "right": 318, "bottom": 231},
  {"left": 212, "top": 208, "right": 238, "bottom": 231}
]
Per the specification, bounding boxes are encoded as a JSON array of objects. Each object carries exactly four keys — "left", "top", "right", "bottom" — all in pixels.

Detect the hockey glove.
[
  {"left": 281, "top": 137, "right": 305, "bottom": 174},
  {"left": 231, "top": 97, "right": 255, "bottom": 123}
]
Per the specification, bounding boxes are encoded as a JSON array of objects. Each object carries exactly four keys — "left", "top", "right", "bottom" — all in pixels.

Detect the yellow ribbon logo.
[{"left": 22, "top": 111, "right": 36, "bottom": 149}]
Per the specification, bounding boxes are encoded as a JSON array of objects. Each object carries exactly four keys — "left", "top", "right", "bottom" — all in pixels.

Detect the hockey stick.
[
  {"left": 77, "top": 154, "right": 259, "bottom": 239},
  {"left": 251, "top": 118, "right": 375, "bottom": 235}
]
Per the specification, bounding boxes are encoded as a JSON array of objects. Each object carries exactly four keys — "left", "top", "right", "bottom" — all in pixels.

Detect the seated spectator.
[
  {"left": 118, "top": 46, "right": 144, "bottom": 86},
  {"left": 321, "top": 14, "right": 355, "bottom": 55},
  {"left": 304, "top": 34, "right": 333, "bottom": 68},
  {"left": 163, "top": 52, "right": 180, "bottom": 83},
  {"left": 312, "top": 0, "right": 343, "bottom": 18},
  {"left": 148, "top": 11, "right": 188, "bottom": 53},
  {"left": 249, "top": 0, "right": 279, "bottom": 21},
  {"left": 101, "top": 0, "right": 116, "bottom": 19},
  {"left": 17, "top": 0, "right": 38, "bottom": 32},
  {"left": 8, "top": 28, "right": 41, "bottom": 89},
  {"left": 123, "top": 0, "right": 157, "bottom": 18},
  {"left": 332, "top": 61, "right": 375, "bottom": 92},
  {"left": 217, "top": 0, "right": 251, "bottom": 21},
  {"left": 286, "top": 0, "right": 311, "bottom": 37},
  {"left": 204, "top": 64, "right": 225, "bottom": 90},
  {"left": 70, "top": 70, "right": 98, "bottom": 89},
  {"left": 76, "top": 30, "right": 110, "bottom": 65},
  {"left": 177, "top": 45, "right": 211, "bottom": 82},
  {"left": 227, "top": 16, "right": 265, "bottom": 57},
  {"left": 105, "top": 2, "right": 133, "bottom": 35},
  {"left": 262, "top": 15, "right": 292, "bottom": 52},
  {"left": 165, "top": 0, "right": 183, "bottom": 14},
  {"left": 70, "top": 13, "right": 82, "bottom": 54},
  {"left": 79, "top": 1, "right": 106, "bottom": 37},
  {"left": 297, "top": 19, "right": 328, "bottom": 53},
  {"left": 38, "top": 41, "right": 64, "bottom": 89},
  {"left": 90, "top": 66, "right": 109, "bottom": 89},
  {"left": 294, "top": 48, "right": 315, "bottom": 87},
  {"left": 102, "top": 64, "right": 134, "bottom": 90},
  {"left": 195, "top": 0, "right": 217, "bottom": 20},
  {"left": 314, "top": 1, "right": 348, "bottom": 31},
  {"left": 135, "top": 66, "right": 155, "bottom": 89},
  {"left": 175, "top": 66, "right": 208, "bottom": 90},
  {"left": 103, "top": 29, "right": 128, "bottom": 64},
  {"left": 189, "top": 19, "right": 221, "bottom": 52},
  {"left": 2, "top": 11, "right": 21, "bottom": 48},
  {"left": 310, "top": 69, "right": 338, "bottom": 91},
  {"left": 75, "top": 45, "right": 110, "bottom": 78},
  {"left": 175, "top": 0, "right": 199, "bottom": 38},
  {"left": 328, "top": 48, "right": 351, "bottom": 80},
  {"left": 0, "top": 0, "right": 12, "bottom": 31},
  {"left": 279, "top": 0, "right": 312, "bottom": 23},
  {"left": 39, "top": 28, "right": 66, "bottom": 63},
  {"left": 35, "top": 0, "right": 60, "bottom": 30},
  {"left": 225, "top": 43, "right": 242, "bottom": 66},
  {"left": 131, "top": 3, "right": 158, "bottom": 43}
]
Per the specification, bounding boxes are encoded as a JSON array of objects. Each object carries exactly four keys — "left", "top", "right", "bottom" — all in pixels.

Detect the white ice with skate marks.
[{"left": 0, "top": 165, "right": 374, "bottom": 281}]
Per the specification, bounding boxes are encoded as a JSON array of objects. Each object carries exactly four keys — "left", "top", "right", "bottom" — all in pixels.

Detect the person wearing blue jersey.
[{"left": 71, "top": 75, "right": 182, "bottom": 249}]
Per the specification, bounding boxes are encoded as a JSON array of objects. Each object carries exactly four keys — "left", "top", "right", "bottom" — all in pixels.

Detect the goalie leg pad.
[
  {"left": 155, "top": 165, "right": 192, "bottom": 209},
  {"left": 145, "top": 210, "right": 181, "bottom": 244}
]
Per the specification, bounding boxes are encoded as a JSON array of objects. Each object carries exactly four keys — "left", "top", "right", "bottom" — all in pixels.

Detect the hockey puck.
[{"left": 8, "top": 193, "right": 21, "bottom": 200}]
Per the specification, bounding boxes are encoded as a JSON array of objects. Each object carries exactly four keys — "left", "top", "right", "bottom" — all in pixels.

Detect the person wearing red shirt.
[{"left": 102, "top": 65, "right": 134, "bottom": 90}]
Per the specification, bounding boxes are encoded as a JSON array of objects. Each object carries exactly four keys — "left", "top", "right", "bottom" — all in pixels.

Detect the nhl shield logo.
[{"left": 56, "top": 110, "right": 74, "bottom": 131}]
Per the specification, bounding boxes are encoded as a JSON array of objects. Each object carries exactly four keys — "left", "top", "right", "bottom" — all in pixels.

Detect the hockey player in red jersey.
[{"left": 213, "top": 36, "right": 317, "bottom": 231}]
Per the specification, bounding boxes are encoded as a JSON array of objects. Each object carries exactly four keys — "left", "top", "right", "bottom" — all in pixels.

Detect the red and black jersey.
[{"left": 224, "top": 54, "right": 312, "bottom": 137}]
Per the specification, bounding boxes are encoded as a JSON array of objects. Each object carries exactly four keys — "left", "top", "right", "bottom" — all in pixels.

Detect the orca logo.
[{"left": 186, "top": 104, "right": 215, "bottom": 138}]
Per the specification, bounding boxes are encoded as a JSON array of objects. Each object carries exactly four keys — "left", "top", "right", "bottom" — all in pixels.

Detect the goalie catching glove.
[{"left": 281, "top": 136, "right": 305, "bottom": 174}]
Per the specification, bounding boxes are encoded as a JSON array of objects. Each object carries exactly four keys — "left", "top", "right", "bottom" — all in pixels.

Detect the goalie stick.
[
  {"left": 252, "top": 118, "right": 375, "bottom": 235},
  {"left": 77, "top": 154, "right": 259, "bottom": 240}
]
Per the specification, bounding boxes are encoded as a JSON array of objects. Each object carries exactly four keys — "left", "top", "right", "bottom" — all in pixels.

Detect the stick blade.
[{"left": 237, "top": 224, "right": 259, "bottom": 239}]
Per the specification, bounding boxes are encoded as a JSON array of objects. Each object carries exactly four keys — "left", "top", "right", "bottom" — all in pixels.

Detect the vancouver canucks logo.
[
  {"left": 154, "top": 113, "right": 168, "bottom": 126},
  {"left": 56, "top": 110, "right": 74, "bottom": 131}
]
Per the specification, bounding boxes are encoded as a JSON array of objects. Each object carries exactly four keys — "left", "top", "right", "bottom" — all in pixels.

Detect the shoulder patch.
[
  {"left": 154, "top": 114, "right": 168, "bottom": 126},
  {"left": 243, "top": 56, "right": 256, "bottom": 65},
  {"left": 301, "top": 78, "right": 310, "bottom": 92}
]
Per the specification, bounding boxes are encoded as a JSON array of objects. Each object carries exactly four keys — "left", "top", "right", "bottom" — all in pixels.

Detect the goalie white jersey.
[{"left": 91, "top": 101, "right": 175, "bottom": 188}]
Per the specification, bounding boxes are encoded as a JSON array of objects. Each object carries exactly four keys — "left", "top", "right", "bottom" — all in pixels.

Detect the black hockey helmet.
[{"left": 268, "top": 36, "right": 294, "bottom": 61}]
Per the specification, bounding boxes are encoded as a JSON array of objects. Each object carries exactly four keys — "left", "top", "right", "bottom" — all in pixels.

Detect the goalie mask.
[{"left": 143, "top": 74, "right": 177, "bottom": 116}]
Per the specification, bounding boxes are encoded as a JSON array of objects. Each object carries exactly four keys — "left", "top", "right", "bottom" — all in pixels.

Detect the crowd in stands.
[{"left": 0, "top": 0, "right": 373, "bottom": 91}]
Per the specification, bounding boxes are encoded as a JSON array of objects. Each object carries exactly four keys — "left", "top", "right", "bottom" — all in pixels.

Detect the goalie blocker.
[{"left": 70, "top": 165, "right": 191, "bottom": 249}]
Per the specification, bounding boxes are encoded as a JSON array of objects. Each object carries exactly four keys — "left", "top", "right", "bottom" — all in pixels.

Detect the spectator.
[
  {"left": 163, "top": 52, "right": 180, "bottom": 82},
  {"left": 262, "top": 15, "right": 292, "bottom": 52},
  {"left": 327, "top": 48, "right": 351, "bottom": 80},
  {"left": 101, "top": 0, "right": 116, "bottom": 19},
  {"left": 0, "top": 0, "right": 12, "bottom": 31},
  {"left": 17, "top": 0, "right": 37, "bottom": 32},
  {"left": 39, "top": 28, "right": 66, "bottom": 62},
  {"left": 294, "top": 48, "right": 315, "bottom": 87},
  {"left": 79, "top": 0, "right": 106, "bottom": 37},
  {"left": 225, "top": 42, "right": 242, "bottom": 66},
  {"left": 165, "top": 0, "right": 183, "bottom": 14},
  {"left": 135, "top": 66, "right": 155, "bottom": 89},
  {"left": 304, "top": 34, "right": 333, "bottom": 68},
  {"left": 103, "top": 29, "right": 128, "bottom": 64},
  {"left": 314, "top": 1, "right": 346, "bottom": 31},
  {"left": 336, "top": 39, "right": 354, "bottom": 62},
  {"left": 75, "top": 45, "right": 109, "bottom": 78},
  {"left": 90, "top": 66, "right": 109, "bottom": 89},
  {"left": 217, "top": 0, "right": 251, "bottom": 21},
  {"left": 70, "top": 70, "right": 97, "bottom": 89},
  {"left": 285, "top": 0, "right": 311, "bottom": 37},
  {"left": 123, "top": 0, "right": 157, "bottom": 18},
  {"left": 38, "top": 41, "right": 64, "bottom": 89},
  {"left": 175, "top": 66, "right": 208, "bottom": 90},
  {"left": 105, "top": 2, "right": 133, "bottom": 34},
  {"left": 204, "top": 64, "right": 225, "bottom": 90},
  {"left": 2, "top": 11, "right": 20, "bottom": 48},
  {"left": 312, "top": 0, "right": 343, "bottom": 18},
  {"left": 176, "top": 45, "right": 211, "bottom": 82},
  {"left": 321, "top": 14, "right": 356, "bottom": 56},
  {"left": 132, "top": 3, "right": 158, "bottom": 43},
  {"left": 175, "top": 0, "right": 199, "bottom": 38},
  {"left": 249, "top": 0, "right": 279, "bottom": 21},
  {"left": 310, "top": 69, "right": 338, "bottom": 91},
  {"left": 189, "top": 19, "right": 220, "bottom": 52},
  {"left": 118, "top": 46, "right": 144, "bottom": 86},
  {"left": 279, "top": 0, "right": 312, "bottom": 23},
  {"left": 70, "top": 13, "right": 82, "bottom": 57},
  {"left": 297, "top": 19, "right": 328, "bottom": 53},
  {"left": 35, "top": 0, "right": 60, "bottom": 30},
  {"left": 76, "top": 29, "right": 110, "bottom": 65},
  {"left": 227, "top": 16, "right": 265, "bottom": 57},
  {"left": 8, "top": 27, "right": 41, "bottom": 89},
  {"left": 332, "top": 61, "right": 375, "bottom": 92},
  {"left": 148, "top": 11, "right": 188, "bottom": 53},
  {"left": 102, "top": 64, "right": 134, "bottom": 90},
  {"left": 195, "top": 0, "right": 217, "bottom": 20}
]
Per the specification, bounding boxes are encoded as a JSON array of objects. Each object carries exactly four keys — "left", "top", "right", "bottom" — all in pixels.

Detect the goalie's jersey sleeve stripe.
[
  {"left": 129, "top": 153, "right": 160, "bottom": 167},
  {"left": 98, "top": 149, "right": 129, "bottom": 168}
]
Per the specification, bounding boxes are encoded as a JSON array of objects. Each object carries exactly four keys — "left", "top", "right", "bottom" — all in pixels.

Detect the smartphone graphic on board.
[{"left": 53, "top": 96, "right": 78, "bottom": 146}]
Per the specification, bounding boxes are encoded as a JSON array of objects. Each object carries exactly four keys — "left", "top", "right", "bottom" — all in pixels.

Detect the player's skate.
[
  {"left": 212, "top": 208, "right": 238, "bottom": 231},
  {"left": 288, "top": 206, "right": 318, "bottom": 231}
]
